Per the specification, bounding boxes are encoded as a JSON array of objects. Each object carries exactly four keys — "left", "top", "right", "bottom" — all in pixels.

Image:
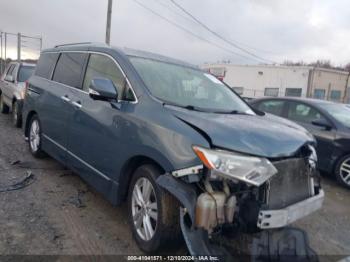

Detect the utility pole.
[
  {"left": 17, "top": 33, "right": 21, "bottom": 62},
  {"left": 105, "top": 0, "right": 113, "bottom": 45}
]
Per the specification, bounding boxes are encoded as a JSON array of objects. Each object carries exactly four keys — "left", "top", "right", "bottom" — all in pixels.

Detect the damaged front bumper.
[
  {"left": 257, "top": 189, "right": 324, "bottom": 229},
  {"left": 157, "top": 174, "right": 324, "bottom": 260}
]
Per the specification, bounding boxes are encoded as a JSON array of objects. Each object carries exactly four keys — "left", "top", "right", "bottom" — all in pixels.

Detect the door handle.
[
  {"left": 72, "top": 101, "right": 82, "bottom": 109},
  {"left": 61, "top": 95, "right": 70, "bottom": 102}
]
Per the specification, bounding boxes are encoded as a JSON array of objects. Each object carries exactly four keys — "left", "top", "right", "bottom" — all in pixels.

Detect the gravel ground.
[{"left": 0, "top": 112, "right": 349, "bottom": 261}]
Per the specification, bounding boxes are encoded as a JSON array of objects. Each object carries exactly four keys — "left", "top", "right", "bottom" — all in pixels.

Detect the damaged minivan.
[{"left": 23, "top": 43, "right": 324, "bottom": 259}]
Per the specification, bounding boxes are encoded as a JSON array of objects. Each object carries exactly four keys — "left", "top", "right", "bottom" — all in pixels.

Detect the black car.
[{"left": 250, "top": 97, "right": 350, "bottom": 188}]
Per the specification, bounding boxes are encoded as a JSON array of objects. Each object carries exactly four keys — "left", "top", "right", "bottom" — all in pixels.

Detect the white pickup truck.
[{"left": 0, "top": 62, "right": 36, "bottom": 127}]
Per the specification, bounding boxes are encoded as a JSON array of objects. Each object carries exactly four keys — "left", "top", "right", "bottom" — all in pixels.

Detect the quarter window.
[
  {"left": 258, "top": 100, "right": 285, "bottom": 116},
  {"left": 83, "top": 54, "right": 133, "bottom": 100},
  {"left": 53, "top": 53, "right": 87, "bottom": 89},
  {"left": 287, "top": 102, "right": 324, "bottom": 124},
  {"left": 35, "top": 53, "right": 59, "bottom": 79}
]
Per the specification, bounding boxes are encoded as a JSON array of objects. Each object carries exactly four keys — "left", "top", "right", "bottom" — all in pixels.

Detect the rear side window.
[
  {"left": 35, "top": 53, "right": 59, "bottom": 79},
  {"left": 258, "top": 100, "right": 285, "bottom": 116},
  {"left": 53, "top": 53, "right": 87, "bottom": 89},
  {"left": 18, "top": 66, "right": 35, "bottom": 82}
]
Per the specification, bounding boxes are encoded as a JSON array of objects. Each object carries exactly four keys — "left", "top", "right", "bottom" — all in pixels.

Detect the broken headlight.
[{"left": 193, "top": 146, "right": 277, "bottom": 186}]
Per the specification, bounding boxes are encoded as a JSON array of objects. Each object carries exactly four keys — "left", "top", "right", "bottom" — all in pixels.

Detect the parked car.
[
  {"left": 0, "top": 62, "right": 36, "bottom": 127},
  {"left": 250, "top": 97, "right": 350, "bottom": 188},
  {"left": 23, "top": 43, "right": 323, "bottom": 259}
]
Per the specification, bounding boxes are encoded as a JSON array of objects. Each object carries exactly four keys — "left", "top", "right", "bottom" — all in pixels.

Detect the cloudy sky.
[{"left": 1, "top": 0, "right": 350, "bottom": 66}]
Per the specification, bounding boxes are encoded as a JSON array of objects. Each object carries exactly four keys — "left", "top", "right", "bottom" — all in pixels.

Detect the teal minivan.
[{"left": 23, "top": 43, "right": 323, "bottom": 259}]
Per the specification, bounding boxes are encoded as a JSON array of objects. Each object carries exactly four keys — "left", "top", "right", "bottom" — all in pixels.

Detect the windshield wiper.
[
  {"left": 213, "top": 110, "right": 250, "bottom": 115},
  {"left": 163, "top": 102, "right": 205, "bottom": 112}
]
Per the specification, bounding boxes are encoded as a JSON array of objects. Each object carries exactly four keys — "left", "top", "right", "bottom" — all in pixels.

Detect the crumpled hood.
[{"left": 168, "top": 107, "right": 315, "bottom": 158}]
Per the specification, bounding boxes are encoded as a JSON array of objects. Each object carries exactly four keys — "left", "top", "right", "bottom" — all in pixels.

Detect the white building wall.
[
  {"left": 202, "top": 64, "right": 311, "bottom": 99},
  {"left": 309, "top": 68, "right": 349, "bottom": 102}
]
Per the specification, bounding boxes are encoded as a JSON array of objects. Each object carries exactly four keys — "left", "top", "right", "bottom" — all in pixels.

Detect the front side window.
[
  {"left": 18, "top": 66, "right": 35, "bottom": 82},
  {"left": 287, "top": 102, "right": 324, "bottom": 124},
  {"left": 35, "top": 53, "right": 59, "bottom": 79},
  {"left": 83, "top": 54, "right": 128, "bottom": 99},
  {"left": 319, "top": 104, "right": 350, "bottom": 128},
  {"left": 129, "top": 57, "right": 253, "bottom": 114},
  {"left": 53, "top": 53, "right": 87, "bottom": 89},
  {"left": 264, "top": 88, "right": 279, "bottom": 97},
  {"left": 258, "top": 100, "right": 285, "bottom": 116}
]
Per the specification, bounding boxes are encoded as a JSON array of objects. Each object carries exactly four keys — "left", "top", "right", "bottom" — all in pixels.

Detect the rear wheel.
[
  {"left": 28, "top": 115, "right": 46, "bottom": 158},
  {"left": 127, "top": 164, "right": 181, "bottom": 253},
  {"left": 0, "top": 94, "right": 9, "bottom": 114},
  {"left": 12, "top": 101, "right": 22, "bottom": 128},
  {"left": 335, "top": 155, "right": 350, "bottom": 189}
]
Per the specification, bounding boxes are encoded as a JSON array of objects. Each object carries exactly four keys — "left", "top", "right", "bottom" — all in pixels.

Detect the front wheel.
[
  {"left": 127, "top": 165, "right": 181, "bottom": 253},
  {"left": 28, "top": 115, "right": 46, "bottom": 158},
  {"left": 335, "top": 155, "right": 350, "bottom": 189}
]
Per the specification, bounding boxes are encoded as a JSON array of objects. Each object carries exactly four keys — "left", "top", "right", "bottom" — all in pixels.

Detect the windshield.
[
  {"left": 18, "top": 66, "right": 35, "bottom": 82},
  {"left": 129, "top": 57, "right": 254, "bottom": 114},
  {"left": 321, "top": 104, "right": 350, "bottom": 128}
]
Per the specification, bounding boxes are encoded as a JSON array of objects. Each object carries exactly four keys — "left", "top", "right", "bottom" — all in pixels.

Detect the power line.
[
  {"left": 154, "top": 0, "right": 277, "bottom": 55},
  {"left": 152, "top": 0, "right": 195, "bottom": 24},
  {"left": 131, "top": 0, "right": 260, "bottom": 62},
  {"left": 169, "top": 0, "right": 276, "bottom": 64}
]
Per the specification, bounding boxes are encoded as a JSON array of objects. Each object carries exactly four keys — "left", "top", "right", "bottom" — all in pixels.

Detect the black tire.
[
  {"left": 335, "top": 155, "right": 350, "bottom": 189},
  {"left": 0, "top": 94, "right": 9, "bottom": 114},
  {"left": 127, "top": 164, "right": 181, "bottom": 253},
  {"left": 12, "top": 100, "right": 22, "bottom": 128},
  {"left": 28, "top": 115, "right": 46, "bottom": 158}
]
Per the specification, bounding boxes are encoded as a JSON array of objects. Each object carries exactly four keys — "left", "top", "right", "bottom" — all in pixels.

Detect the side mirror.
[
  {"left": 89, "top": 78, "right": 118, "bottom": 101},
  {"left": 5, "top": 75, "right": 14, "bottom": 82},
  {"left": 312, "top": 118, "right": 332, "bottom": 130}
]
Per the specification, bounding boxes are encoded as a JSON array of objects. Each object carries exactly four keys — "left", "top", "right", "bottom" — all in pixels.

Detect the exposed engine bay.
[{"left": 157, "top": 144, "right": 324, "bottom": 261}]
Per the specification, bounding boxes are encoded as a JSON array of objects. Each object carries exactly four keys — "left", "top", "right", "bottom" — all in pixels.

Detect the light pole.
[{"left": 106, "top": 0, "right": 113, "bottom": 45}]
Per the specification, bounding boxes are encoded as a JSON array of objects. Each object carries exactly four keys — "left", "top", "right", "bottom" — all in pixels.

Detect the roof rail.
[{"left": 54, "top": 42, "right": 106, "bottom": 48}]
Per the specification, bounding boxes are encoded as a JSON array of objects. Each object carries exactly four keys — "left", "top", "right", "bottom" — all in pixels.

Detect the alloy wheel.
[
  {"left": 131, "top": 177, "right": 158, "bottom": 241},
  {"left": 29, "top": 119, "right": 40, "bottom": 152},
  {"left": 340, "top": 157, "right": 350, "bottom": 185}
]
